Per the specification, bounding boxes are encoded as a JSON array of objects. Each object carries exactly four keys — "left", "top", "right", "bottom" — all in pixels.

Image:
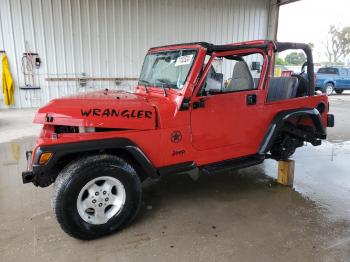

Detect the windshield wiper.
[
  {"left": 155, "top": 82, "right": 167, "bottom": 97},
  {"left": 156, "top": 80, "right": 173, "bottom": 97},
  {"left": 139, "top": 79, "right": 150, "bottom": 93},
  {"left": 139, "top": 79, "right": 173, "bottom": 97},
  {"left": 161, "top": 85, "right": 168, "bottom": 97}
]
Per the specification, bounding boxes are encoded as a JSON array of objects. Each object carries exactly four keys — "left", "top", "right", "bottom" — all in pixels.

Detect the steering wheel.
[
  {"left": 292, "top": 61, "right": 309, "bottom": 97},
  {"left": 300, "top": 62, "right": 308, "bottom": 76}
]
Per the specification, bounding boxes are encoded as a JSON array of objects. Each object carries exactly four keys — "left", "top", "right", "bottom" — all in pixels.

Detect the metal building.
[{"left": 0, "top": 0, "right": 296, "bottom": 108}]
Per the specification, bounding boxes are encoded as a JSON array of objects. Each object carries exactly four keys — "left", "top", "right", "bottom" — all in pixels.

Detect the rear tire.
[
  {"left": 323, "top": 83, "right": 334, "bottom": 96},
  {"left": 335, "top": 89, "right": 343, "bottom": 94},
  {"left": 51, "top": 154, "right": 142, "bottom": 240}
]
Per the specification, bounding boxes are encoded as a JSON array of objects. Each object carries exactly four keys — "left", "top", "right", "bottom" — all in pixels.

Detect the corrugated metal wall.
[{"left": 0, "top": 0, "right": 273, "bottom": 108}]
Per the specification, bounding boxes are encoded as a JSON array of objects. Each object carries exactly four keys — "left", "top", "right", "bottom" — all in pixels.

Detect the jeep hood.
[{"left": 34, "top": 90, "right": 158, "bottom": 130}]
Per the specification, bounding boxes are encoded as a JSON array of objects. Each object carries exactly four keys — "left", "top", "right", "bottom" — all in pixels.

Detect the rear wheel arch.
[{"left": 259, "top": 108, "right": 325, "bottom": 156}]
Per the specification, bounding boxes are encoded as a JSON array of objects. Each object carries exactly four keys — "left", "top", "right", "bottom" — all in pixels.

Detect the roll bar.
[
  {"left": 150, "top": 40, "right": 316, "bottom": 96},
  {"left": 275, "top": 42, "right": 315, "bottom": 96}
]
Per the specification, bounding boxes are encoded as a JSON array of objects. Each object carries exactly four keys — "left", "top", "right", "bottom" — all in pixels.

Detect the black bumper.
[
  {"left": 22, "top": 150, "right": 38, "bottom": 185},
  {"left": 21, "top": 147, "right": 63, "bottom": 187},
  {"left": 21, "top": 164, "right": 59, "bottom": 187},
  {"left": 22, "top": 171, "right": 35, "bottom": 184}
]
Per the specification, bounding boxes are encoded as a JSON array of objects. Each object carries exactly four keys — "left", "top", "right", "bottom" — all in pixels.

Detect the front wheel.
[
  {"left": 51, "top": 154, "right": 142, "bottom": 240},
  {"left": 323, "top": 83, "right": 334, "bottom": 96}
]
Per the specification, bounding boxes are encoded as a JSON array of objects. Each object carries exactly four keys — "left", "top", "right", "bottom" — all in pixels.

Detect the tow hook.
[
  {"left": 22, "top": 171, "right": 35, "bottom": 184},
  {"left": 22, "top": 150, "right": 35, "bottom": 184}
]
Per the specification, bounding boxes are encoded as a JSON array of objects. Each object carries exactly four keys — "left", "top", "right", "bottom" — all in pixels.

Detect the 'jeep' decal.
[{"left": 81, "top": 108, "right": 153, "bottom": 119}]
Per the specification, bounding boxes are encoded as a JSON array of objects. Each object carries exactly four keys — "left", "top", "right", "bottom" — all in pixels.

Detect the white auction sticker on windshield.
[{"left": 175, "top": 55, "right": 193, "bottom": 66}]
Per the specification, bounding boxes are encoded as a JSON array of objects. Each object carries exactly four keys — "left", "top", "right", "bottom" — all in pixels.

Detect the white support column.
[{"left": 267, "top": 0, "right": 280, "bottom": 41}]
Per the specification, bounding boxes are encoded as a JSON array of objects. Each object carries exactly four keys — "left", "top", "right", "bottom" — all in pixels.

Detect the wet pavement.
[{"left": 0, "top": 96, "right": 350, "bottom": 261}]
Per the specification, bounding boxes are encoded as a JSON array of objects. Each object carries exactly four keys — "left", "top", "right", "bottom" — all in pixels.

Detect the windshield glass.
[{"left": 139, "top": 49, "right": 197, "bottom": 89}]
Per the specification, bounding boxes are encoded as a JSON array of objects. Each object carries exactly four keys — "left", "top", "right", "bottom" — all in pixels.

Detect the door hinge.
[{"left": 192, "top": 98, "right": 206, "bottom": 109}]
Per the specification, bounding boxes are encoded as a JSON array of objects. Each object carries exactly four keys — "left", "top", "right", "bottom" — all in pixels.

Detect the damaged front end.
[
  {"left": 34, "top": 90, "right": 157, "bottom": 131},
  {"left": 22, "top": 145, "right": 56, "bottom": 187},
  {"left": 22, "top": 90, "right": 159, "bottom": 187}
]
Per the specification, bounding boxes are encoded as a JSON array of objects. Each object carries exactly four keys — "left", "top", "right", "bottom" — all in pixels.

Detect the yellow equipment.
[{"left": 1, "top": 53, "right": 15, "bottom": 106}]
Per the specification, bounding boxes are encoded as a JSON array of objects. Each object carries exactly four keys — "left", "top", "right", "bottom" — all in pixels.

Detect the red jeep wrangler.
[{"left": 22, "top": 40, "right": 334, "bottom": 239}]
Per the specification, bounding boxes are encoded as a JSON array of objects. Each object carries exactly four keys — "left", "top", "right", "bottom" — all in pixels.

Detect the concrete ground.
[
  {"left": 0, "top": 108, "right": 40, "bottom": 143},
  {"left": 0, "top": 95, "right": 350, "bottom": 262}
]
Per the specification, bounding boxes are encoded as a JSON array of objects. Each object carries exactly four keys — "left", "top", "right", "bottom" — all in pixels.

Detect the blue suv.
[{"left": 315, "top": 67, "right": 350, "bottom": 95}]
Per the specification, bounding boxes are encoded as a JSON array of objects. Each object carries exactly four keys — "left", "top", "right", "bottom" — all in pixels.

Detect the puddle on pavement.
[
  {"left": 1, "top": 137, "right": 350, "bottom": 223},
  {"left": 264, "top": 140, "right": 350, "bottom": 221},
  {"left": 1, "top": 136, "right": 350, "bottom": 261}
]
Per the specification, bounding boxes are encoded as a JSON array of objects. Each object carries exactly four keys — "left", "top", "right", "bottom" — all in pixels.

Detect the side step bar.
[
  {"left": 157, "top": 154, "right": 265, "bottom": 176},
  {"left": 201, "top": 154, "right": 265, "bottom": 173}
]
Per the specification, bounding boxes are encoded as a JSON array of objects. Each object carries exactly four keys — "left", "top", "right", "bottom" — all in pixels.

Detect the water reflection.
[
  {"left": 264, "top": 140, "right": 350, "bottom": 221},
  {"left": 1, "top": 138, "right": 350, "bottom": 222}
]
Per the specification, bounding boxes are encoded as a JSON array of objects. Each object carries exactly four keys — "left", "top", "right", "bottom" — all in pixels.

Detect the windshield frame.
[{"left": 138, "top": 48, "right": 198, "bottom": 90}]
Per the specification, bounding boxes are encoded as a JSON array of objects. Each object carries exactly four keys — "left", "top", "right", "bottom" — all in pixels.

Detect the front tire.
[
  {"left": 51, "top": 154, "right": 142, "bottom": 240},
  {"left": 323, "top": 83, "right": 334, "bottom": 96}
]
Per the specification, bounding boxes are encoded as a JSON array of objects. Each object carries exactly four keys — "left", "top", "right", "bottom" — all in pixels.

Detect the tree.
[
  {"left": 285, "top": 52, "right": 306, "bottom": 65},
  {"left": 340, "top": 27, "right": 350, "bottom": 58},
  {"left": 308, "top": 42, "right": 315, "bottom": 51},
  {"left": 275, "top": 56, "right": 286, "bottom": 65},
  {"left": 323, "top": 25, "right": 350, "bottom": 63}
]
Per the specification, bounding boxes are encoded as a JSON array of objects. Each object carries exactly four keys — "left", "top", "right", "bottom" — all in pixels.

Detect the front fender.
[{"left": 24, "top": 138, "right": 157, "bottom": 187}]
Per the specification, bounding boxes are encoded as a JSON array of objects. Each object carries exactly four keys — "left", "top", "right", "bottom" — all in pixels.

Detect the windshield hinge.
[{"left": 180, "top": 97, "right": 191, "bottom": 111}]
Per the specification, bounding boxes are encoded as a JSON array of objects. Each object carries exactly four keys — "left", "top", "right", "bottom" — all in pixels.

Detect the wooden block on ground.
[{"left": 277, "top": 159, "right": 295, "bottom": 186}]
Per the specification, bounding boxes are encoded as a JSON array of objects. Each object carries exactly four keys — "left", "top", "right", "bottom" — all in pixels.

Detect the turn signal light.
[{"left": 39, "top": 152, "right": 53, "bottom": 165}]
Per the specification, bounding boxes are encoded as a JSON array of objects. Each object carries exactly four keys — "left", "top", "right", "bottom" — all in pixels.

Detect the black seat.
[{"left": 267, "top": 77, "right": 299, "bottom": 102}]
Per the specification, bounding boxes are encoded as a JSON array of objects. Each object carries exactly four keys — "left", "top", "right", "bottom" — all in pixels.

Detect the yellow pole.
[
  {"left": 277, "top": 160, "right": 295, "bottom": 186},
  {"left": 276, "top": 67, "right": 282, "bottom": 77}
]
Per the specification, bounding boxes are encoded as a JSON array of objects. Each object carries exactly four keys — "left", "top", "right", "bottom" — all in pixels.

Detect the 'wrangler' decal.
[{"left": 81, "top": 109, "right": 153, "bottom": 119}]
